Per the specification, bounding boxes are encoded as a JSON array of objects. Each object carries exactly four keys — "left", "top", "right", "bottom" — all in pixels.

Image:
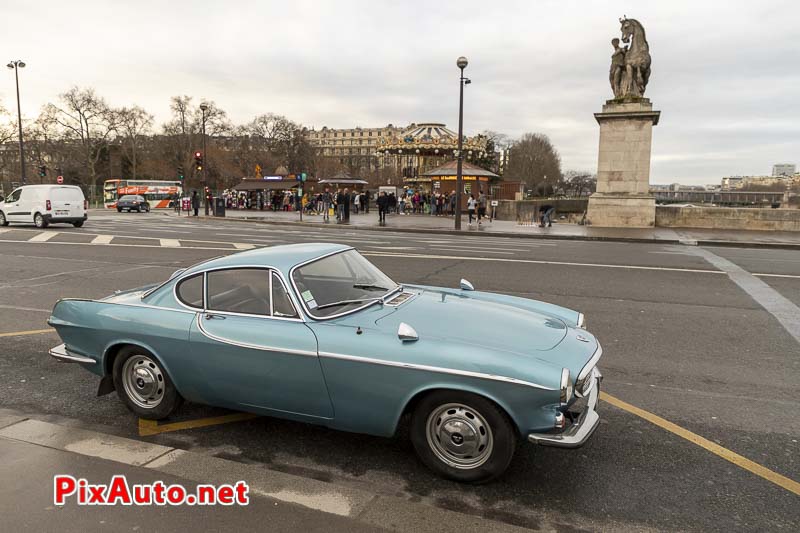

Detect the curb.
[
  {"left": 162, "top": 212, "right": 800, "bottom": 250},
  {"left": 0, "top": 413, "right": 535, "bottom": 532}
]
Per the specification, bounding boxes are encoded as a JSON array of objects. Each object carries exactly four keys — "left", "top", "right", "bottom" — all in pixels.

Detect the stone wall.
[
  {"left": 655, "top": 206, "right": 800, "bottom": 232},
  {"left": 493, "top": 199, "right": 588, "bottom": 222}
]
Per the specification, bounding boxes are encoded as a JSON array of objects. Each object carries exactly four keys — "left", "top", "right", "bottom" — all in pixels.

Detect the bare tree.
[
  {"left": 505, "top": 133, "right": 562, "bottom": 196},
  {"left": 118, "top": 105, "right": 154, "bottom": 180},
  {"left": 42, "top": 87, "right": 121, "bottom": 188},
  {"left": 563, "top": 170, "right": 597, "bottom": 197}
]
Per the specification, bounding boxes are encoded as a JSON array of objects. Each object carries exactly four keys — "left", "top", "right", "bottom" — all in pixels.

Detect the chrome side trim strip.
[
  {"left": 48, "top": 343, "right": 96, "bottom": 364},
  {"left": 318, "top": 351, "right": 555, "bottom": 391},
  {"left": 195, "top": 314, "right": 317, "bottom": 357}
]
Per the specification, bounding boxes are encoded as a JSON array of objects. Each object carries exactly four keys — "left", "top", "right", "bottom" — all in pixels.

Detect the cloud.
[{"left": 1, "top": 0, "right": 798, "bottom": 184}]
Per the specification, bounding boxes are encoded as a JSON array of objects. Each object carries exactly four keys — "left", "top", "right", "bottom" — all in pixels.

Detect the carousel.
[{"left": 376, "top": 123, "right": 488, "bottom": 191}]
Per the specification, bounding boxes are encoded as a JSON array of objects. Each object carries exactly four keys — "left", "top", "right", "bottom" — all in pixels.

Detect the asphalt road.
[{"left": 1, "top": 210, "right": 798, "bottom": 532}]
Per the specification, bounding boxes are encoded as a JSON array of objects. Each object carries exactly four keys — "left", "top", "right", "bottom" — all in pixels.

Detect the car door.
[
  {"left": 4, "top": 188, "right": 25, "bottom": 222},
  {"left": 51, "top": 186, "right": 84, "bottom": 218},
  {"left": 186, "top": 267, "right": 334, "bottom": 419}
]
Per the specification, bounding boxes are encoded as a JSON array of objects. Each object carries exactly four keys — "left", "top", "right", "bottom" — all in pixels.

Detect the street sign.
[
  {"left": 491, "top": 200, "right": 499, "bottom": 206},
  {"left": 57, "top": 176, "right": 64, "bottom": 184}
]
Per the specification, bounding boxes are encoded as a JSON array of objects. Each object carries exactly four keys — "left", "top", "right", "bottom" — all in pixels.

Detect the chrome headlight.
[{"left": 560, "top": 368, "right": 573, "bottom": 404}]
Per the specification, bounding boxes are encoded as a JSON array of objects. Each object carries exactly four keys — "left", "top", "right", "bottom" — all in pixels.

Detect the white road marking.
[
  {"left": 233, "top": 243, "right": 256, "bottom": 250},
  {"left": 159, "top": 239, "right": 181, "bottom": 248},
  {"left": 91, "top": 235, "right": 113, "bottom": 245},
  {"left": 689, "top": 247, "right": 800, "bottom": 345},
  {"left": 361, "top": 251, "right": 726, "bottom": 274},
  {"left": 28, "top": 232, "right": 57, "bottom": 242}
]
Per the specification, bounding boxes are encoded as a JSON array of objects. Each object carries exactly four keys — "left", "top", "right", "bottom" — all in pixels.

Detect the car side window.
[
  {"left": 6, "top": 189, "right": 21, "bottom": 203},
  {"left": 176, "top": 273, "right": 204, "bottom": 308},
  {"left": 271, "top": 272, "right": 298, "bottom": 318},
  {"left": 207, "top": 269, "right": 270, "bottom": 315}
]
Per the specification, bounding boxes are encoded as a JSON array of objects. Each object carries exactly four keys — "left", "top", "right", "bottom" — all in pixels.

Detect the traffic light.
[
  {"left": 194, "top": 151, "right": 203, "bottom": 171},
  {"left": 177, "top": 166, "right": 185, "bottom": 181},
  {"left": 39, "top": 165, "right": 47, "bottom": 177},
  {"left": 301, "top": 172, "right": 307, "bottom": 182}
]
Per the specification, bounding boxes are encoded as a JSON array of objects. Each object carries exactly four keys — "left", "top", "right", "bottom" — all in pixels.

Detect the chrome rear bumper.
[
  {"left": 48, "top": 343, "right": 95, "bottom": 364},
  {"left": 528, "top": 367, "right": 602, "bottom": 448}
]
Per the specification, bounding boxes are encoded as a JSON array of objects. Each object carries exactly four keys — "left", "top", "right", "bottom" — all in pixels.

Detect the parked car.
[
  {"left": 47, "top": 243, "right": 603, "bottom": 482},
  {"left": 0, "top": 184, "right": 87, "bottom": 228},
  {"left": 116, "top": 195, "right": 150, "bottom": 212}
]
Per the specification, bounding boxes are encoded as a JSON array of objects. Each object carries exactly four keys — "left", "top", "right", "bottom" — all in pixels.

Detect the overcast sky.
[{"left": 2, "top": 0, "right": 798, "bottom": 184}]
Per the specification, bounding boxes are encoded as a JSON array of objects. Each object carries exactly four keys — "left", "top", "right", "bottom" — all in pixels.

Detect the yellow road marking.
[
  {"left": 601, "top": 392, "right": 800, "bottom": 497},
  {"left": 138, "top": 412, "right": 260, "bottom": 436},
  {"left": 0, "top": 328, "right": 55, "bottom": 338}
]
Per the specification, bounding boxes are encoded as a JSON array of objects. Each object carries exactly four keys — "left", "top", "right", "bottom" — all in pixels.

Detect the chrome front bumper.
[
  {"left": 528, "top": 367, "right": 602, "bottom": 448},
  {"left": 48, "top": 343, "right": 95, "bottom": 364}
]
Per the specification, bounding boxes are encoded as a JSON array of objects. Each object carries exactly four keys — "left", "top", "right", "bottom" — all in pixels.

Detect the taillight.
[
  {"left": 84, "top": 200, "right": 88, "bottom": 210},
  {"left": 46, "top": 200, "right": 52, "bottom": 211}
]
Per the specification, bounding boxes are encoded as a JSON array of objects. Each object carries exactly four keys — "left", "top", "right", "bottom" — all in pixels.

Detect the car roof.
[
  {"left": 183, "top": 242, "right": 352, "bottom": 275},
  {"left": 14, "top": 184, "right": 81, "bottom": 189}
]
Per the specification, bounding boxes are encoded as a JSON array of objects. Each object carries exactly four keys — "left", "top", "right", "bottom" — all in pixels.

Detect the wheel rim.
[
  {"left": 35, "top": 214, "right": 43, "bottom": 227},
  {"left": 0, "top": 213, "right": 5, "bottom": 224},
  {"left": 121, "top": 355, "right": 165, "bottom": 409},
  {"left": 426, "top": 403, "right": 493, "bottom": 469}
]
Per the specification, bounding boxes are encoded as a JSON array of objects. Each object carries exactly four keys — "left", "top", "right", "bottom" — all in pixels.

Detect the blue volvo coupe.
[{"left": 48, "top": 243, "right": 602, "bottom": 482}]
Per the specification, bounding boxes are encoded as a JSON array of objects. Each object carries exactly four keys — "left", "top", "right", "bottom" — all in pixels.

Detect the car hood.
[{"left": 374, "top": 287, "right": 569, "bottom": 354}]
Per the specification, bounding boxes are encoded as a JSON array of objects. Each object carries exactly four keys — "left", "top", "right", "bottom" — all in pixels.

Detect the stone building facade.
[{"left": 304, "top": 124, "right": 403, "bottom": 173}]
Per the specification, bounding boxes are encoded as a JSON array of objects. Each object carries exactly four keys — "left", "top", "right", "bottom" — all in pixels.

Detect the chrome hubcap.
[
  {"left": 426, "top": 403, "right": 493, "bottom": 469},
  {"left": 121, "top": 355, "right": 164, "bottom": 409}
]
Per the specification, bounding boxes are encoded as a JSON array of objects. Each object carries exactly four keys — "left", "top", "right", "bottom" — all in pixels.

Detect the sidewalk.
[
  {"left": 166, "top": 208, "right": 800, "bottom": 249},
  {"left": 0, "top": 410, "right": 531, "bottom": 533}
]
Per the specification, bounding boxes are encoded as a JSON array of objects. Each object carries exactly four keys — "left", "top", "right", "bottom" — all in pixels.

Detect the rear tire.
[
  {"left": 0, "top": 211, "right": 8, "bottom": 226},
  {"left": 72, "top": 221, "right": 84, "bottom": 228},
  {"left": 113, "top": 346, "right": 183, "bottom": 420},
  {"left": 117, "top": 208, "right": 122, "bottom": 213},
  {"left": 34, "top": 212, "right": 48, "bottom": 229},
  {"left": 410, "top": 390, "right": 516, "bottom": 483}
]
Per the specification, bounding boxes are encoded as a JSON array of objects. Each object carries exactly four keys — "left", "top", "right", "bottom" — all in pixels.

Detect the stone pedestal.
[{"left": 586, "top": 98, "right": 660, "bottom": 227}]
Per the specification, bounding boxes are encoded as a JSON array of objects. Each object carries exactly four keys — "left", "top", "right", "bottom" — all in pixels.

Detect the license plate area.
[{"left": 55, "top": 210, "right": 69, "bottom": 216}]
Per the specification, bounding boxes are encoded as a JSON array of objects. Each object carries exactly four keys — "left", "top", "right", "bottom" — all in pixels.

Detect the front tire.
[
  {"left": 411, "top": 390, "right": 516, "bottom": 483},
  {"left": 72, "top": 220, "right": 84, "bottom": 228},
  {"left": 113, "top": 346, "right": 182, "bottom": 420},
  {"left": 34, "top": 212, "right": 48, "bottom": 229},
  {"left": 0, "top": 211, "right": 8, "bottom": 226}
]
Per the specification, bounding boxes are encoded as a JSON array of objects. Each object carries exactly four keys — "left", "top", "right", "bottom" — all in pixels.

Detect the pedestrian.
[
  {"left": 354, "top": 191, "right": 360, "bottom": 215},
  {"left": 467, "top": 194, "right": 477, "bottom": 225},
  {"left": 389, "top": 192, "right": 397, "bottom": 214},
  {"left": 343, "top": 188, "right": 351, "bottom": 221},
  {"left": 191, "top": 190, "right": 200, "bottom": 217},
  {"left": 539, "top": 204, "right": 555, "bottom": 227},
  {"left": 477, "top": 190, "right": 487, "bottom": 225},
  {"left": 449, "top": 192, "right": 456, "bottom": 216},
  {"left": 377, "top": 191, "right": 389, "bottom": 224},
  {"left": 364, "top": 190, "right": 371, "bottom": 214},
  {"left": 322, "top": 188, "right": 332, "bottom": 222}
]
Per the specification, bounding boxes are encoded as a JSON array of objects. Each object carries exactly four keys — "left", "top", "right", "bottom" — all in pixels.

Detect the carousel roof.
[
  {"left": 376, "top": 122, "right": 487, "bottom": 154},
  {"left": 318, "top": 172, "right": 368, "bottom": 185},
  {"left": 422, "top": 160, "right": 499, "bottom": 178}
]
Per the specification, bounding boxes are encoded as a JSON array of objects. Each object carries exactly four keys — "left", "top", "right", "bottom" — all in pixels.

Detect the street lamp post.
[
  {"left": 454, "top": 56, "right": 470, "bottom": 230},
  {"left": 199, "top": 103, "right": 209, "bottom": 215},
  {"left": 7, "top": 60, "right": 26, "bottom": 184}
]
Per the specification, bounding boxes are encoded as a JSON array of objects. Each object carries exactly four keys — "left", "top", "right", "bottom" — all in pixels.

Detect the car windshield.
[
  {"left": 120, "top": 195, "right": 139, "bottom": 201},
  {"left": 292, "top": 249, "right": 399, "bottom": 318}
]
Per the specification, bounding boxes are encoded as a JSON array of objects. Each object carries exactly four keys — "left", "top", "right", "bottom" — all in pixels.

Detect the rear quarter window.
[{"left": 176, "top": 274, "right": 204, "bottom": 308}]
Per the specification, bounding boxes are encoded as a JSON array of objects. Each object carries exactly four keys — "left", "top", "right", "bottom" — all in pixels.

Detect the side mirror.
[
  {"left": 460, "top": 279, "right": 474, "bottom": 291},
  {"left": 397, "top": 322, "right": 419, "bottom": 342}
]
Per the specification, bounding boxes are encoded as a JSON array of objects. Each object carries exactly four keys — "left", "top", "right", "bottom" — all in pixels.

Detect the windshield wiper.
[
  {"left": 353, "top": 283, "right": 393, "bottom": 292},
  {"left": 315, "top": 297, "right": 384, "bottom": 311}
]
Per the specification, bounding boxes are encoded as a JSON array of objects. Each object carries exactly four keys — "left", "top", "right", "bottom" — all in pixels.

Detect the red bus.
[{"left": 103, "top": 180, "right": 182, "bottom": 209}]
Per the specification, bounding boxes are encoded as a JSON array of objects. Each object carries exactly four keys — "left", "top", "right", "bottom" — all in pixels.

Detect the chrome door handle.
[{"left": 205, "top": 313, "right": 226, "bottom": 320}]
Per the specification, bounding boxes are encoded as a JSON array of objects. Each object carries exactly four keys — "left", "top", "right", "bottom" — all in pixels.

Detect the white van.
[{"left": 0, "top": 185, "right": 88, "bottom": 228}]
